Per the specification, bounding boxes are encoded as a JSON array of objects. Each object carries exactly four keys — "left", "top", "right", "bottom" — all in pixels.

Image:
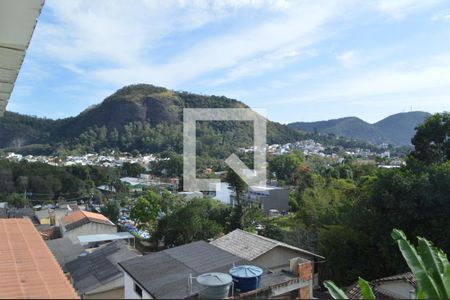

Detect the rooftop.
[
  {"left": 347, "top": 272, "right": 416, "bottom": 299},
  {"left": 249, "top": 185, "right": 286, "bottom": 191},
  {"left": 119, "top": 240, "right": 247, "bottom": 299},
  {"left": 0, "top": 218, "right": 79, "bottom": 299},
  {"left": 66, "top": 240, "right": 140, "bottom": 296},
  {"left": 211, "top": 229, "right": 324, "bottom": 261},
  {"left": 61, "top": 210, "right": 115, "bottom": 230},
  {"left": 77, "top": 232, "right": 134, "bottom": 244},
  {"left": 46, "top": 237, "right": 85, "bottom": 272}
]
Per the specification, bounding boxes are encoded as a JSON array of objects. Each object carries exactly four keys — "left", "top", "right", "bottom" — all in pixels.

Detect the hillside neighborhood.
[{"left": 1, "top": 0, "right": 450, "bottom": 299}]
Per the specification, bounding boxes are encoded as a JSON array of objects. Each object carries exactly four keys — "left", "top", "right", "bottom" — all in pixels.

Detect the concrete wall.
[
  {"left": 252, "top": 246, "right": 314, "bottom": 270},
  {"left": 252, "top": 246, "right": 319, "bottom": 287},
  {"left": 63, "top": 222, "right": 117, "bottom": 243},
  {"left": 123, "top": 272, "right": 153, "bottom": 299}
]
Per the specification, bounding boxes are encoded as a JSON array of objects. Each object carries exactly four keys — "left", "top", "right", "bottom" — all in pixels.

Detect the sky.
[{"left": 8, "top": 0, "right": 450, "bottom": 124}]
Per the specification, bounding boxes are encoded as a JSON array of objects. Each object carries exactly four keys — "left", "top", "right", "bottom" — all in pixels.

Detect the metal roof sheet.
[
  {"left": 77, "top": 232, "right": 134, "bottom": 244},
  {"left": 0, "top": 0, "right": 44, "bottom": 115}
]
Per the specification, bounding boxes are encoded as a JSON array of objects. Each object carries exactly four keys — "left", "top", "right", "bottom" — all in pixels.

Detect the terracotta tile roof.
[
  {"left": 61, "top": 210, "right": 114, "bottom": 231},
  {"left": 0, "top": 218, "right": 79, "bottom": 299}
]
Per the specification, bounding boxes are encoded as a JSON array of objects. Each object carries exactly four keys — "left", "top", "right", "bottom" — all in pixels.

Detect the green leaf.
[
  {"left": 417, "top": 237, "right": 449, "bottom": 298},
  {"left": 417, "top": 290, "right": 425, "bottom": 299},
  {"left": 392, "top": 229, "right": 441, "bottom": 299},
  {"left": 437, "top": 249, "right": 450, "bottom": 293},
  {"left": 358, "top": 277, "right": 376, "bottom": 300},
  {"left": 324, "top": 280, "right": 349, "bottom": 299}
]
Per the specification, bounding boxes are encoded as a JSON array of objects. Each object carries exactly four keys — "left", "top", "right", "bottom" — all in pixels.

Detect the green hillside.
[
  {"left": 0, "top": 84, "right": 304, "bottom": 156},
  {"left": 374, "top": 111, "right": 431, "bottom": 146},
  {"left": 288, "top": 112, "right": 430, "bottom": 146}
]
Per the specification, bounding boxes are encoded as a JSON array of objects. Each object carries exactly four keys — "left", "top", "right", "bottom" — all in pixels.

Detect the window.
[{"left": 134, "top": 283, "right": 143, "bottom": 298}]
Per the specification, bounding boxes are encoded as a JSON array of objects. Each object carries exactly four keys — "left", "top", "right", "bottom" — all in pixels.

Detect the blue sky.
[{"left": 8, "top": 0, "right": 450, "bottom": 124}]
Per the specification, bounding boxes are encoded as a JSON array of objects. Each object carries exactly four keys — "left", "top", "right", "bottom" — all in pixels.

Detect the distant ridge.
[{"left": 288, "top": 111, "right": 431, "bottom": 146}]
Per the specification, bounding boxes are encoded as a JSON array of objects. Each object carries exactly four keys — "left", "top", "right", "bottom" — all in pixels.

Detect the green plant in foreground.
[{"left": 324, "top": 229, "right": 450, "bottom": 299}]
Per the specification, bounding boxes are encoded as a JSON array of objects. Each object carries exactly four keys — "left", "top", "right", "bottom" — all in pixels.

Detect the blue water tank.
[{"left": 229, "top": 265, "right": 263, "bottom": 293}]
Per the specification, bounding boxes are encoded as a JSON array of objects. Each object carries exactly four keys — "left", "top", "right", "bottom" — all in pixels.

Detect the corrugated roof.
[
  {"left": 210, "top": 229, "right": 324, "bottom": 261},
  {"left": 0, "top": 218, "right": 79, "bottom": 299},
  {"left": 0, "top": 0, "right": 44, "bottom": 115},
  {"left": 77, "top": 232, "right": 134, "bottom": 244},
  {"left": 119, "top": 241, "right": 248, "bottom": 299},
  {"left": 46, "top": 237, "right": 85, "bottom": 272},
  {"left": 61, "top": 210, "right": 115, "bottom": 231},
  {"left": 65, "top": 240, "right": 139, "bottom": 296}
]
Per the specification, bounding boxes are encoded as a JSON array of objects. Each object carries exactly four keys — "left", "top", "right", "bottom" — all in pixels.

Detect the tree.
[
  {"left": 163, "top": 198, "right": 227, "bottom": 246},
  {"left": 411, "top": 112, "right": 450, "bottom": 164},
  {"left": 130, "top": 191, "right": 161, "bottom": 232},
  {"left": 6, "top": 193, "right": 27, "bottom": 208},
  {"left": 100, "top": 200, "right": 120, "bottom": 224},
  {"left": 269, "top": 152, "right": 303, "bottom": 184},
  {"left": 225, "top": 168, "right": 248, "bottom": 229},
  {"left": 121, "top": 162, "right": 145, "bottom": 177}
]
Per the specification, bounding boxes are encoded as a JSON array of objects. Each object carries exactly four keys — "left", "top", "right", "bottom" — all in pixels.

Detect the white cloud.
[
  {"left": 375, "top": 0, "right": 444, "bottom": 19},
  {"left": 272, "top": 52, "right": 450, "bottom": 107},
  {"left": 21, "top": 0, "right": 450, "bottom": 122},
  {"left": 431, "top": 11, "right": 450, "bottom": 21},
  {"left": 336, "top": 50, "right": 357, "bottom": 67},
  {"left": 32, "top": 0, "right": 355, "bottom": 88}
]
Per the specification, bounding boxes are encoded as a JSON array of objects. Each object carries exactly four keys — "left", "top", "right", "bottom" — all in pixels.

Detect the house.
[
  {"left": 0, "top": 218, "right": 79, "bottom": 299},
  {"left": 119, "top": 240, "right": 315, "bottom": 299},
  {"left": 60, "top": 210, "right": 117, "bottom": 243},
  {"left": 46, "top": 237, "right": 85, "bottom": 272},
  {"left": 347, "top": 272, "right": 416, "bottom": 299},
  {"left": 245, "top": 185, "right": 289, "bottom": 213},
  {"left": 65, "top": 240, "right": 140, "bottom": 299},
  {"left": 211, "top": 229, "right": 324, "bottom": 287}
]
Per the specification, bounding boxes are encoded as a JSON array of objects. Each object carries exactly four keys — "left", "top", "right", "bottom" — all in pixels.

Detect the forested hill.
[
  {"left": 0, "top": 84, "right": 304, "bottom": 155},
  {"left": 288, "top": 111, "right": 430, "bottom": 146}
]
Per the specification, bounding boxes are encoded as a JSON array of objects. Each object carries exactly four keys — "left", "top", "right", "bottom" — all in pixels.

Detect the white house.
[{"left": 59, "top": 210, "right": 117, "bottom": 243}]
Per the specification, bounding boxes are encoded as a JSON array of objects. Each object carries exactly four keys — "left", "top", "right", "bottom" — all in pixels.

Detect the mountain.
[
  {"left": 373, "top": 112, "right": 431, "bottom": 146},
  {"left": 0, "top": 84, "right": 304, "bottom": 156},
  {"left": 288, "top": 111, "right": 431, "bottom": 146}
]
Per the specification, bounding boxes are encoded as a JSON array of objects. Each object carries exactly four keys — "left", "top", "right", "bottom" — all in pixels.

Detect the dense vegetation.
[
  {"left": 288, "top": 111, "right": 430, "bottom": 146},
  {"left": 1, "top": 83, "right": 447, "bottom": 291},
  {"left": 269, "top": 112, "right": 450, "bottom": 285},
  {"left": 0, "top": 160, "right": 124, "bottom": 205},
  {"left": 0, "top": 84, "right": 304, "bottom": 157}
]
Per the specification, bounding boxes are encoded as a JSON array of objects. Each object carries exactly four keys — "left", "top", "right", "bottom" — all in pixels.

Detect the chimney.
[{"left": 297, "top": 260, "right": 313, "bottom": 299}]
